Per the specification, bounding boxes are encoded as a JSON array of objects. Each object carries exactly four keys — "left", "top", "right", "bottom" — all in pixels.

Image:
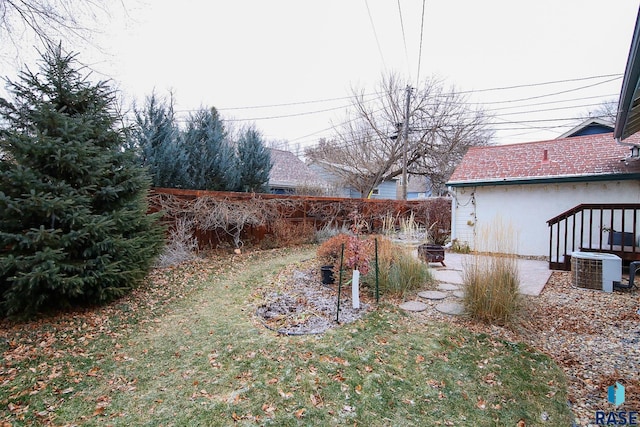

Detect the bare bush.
[{"left": 155, "top": 218, "right": 198, "bottom": 268}]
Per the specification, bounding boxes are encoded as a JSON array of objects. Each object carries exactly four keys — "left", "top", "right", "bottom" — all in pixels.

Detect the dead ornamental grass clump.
[
  {"left": 370, "top": 236, "right": 432, "bottom": 297},
  {"left": 463, "top": 220, "right": 521, "bottom": 325}
]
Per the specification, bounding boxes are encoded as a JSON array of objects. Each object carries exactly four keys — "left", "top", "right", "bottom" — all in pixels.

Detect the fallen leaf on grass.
[
  {"left": 278, "top": 389, "right": 293, "bottom": 399},
  {"left": 261, "top": 403, "right": 276, "bottom": 414},
  {"left": 310, "top": 393, "right": 323, "bottom": 407},
  {"left": 294, "top": 408, "right": 306, "bottom": 419},
  {"left": 476, "top": 398, "right": 486, "bottom": 409}
]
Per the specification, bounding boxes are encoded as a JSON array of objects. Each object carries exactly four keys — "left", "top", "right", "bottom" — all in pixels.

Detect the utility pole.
[{"left": 402, "top": 85, "right": 412, "bottom": 200}]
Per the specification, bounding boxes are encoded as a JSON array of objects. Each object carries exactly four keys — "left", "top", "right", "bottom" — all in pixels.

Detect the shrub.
[
  {"left": 317, "top": 233, "right": 351, "bottom": 265},
  {"left": 450, "top": 239, "right": 471, "bottom": 254},
  {"left": 364, "top": 237, "right": 432, "bottom": 297},
  {"left": 463, "top": 219, "right": 520, "bottom": 324},
  {"left": 314, "top": 223, "right": 350, "bottom": 243},
  {"left": 156, "top": 218, "right": 198, "bottom": 268},
  {"left": 317, "top": 233, "right": 374, "bottom": 284},
  {"left": 426, "top": 197, "right": 451, "bottom": 245}
]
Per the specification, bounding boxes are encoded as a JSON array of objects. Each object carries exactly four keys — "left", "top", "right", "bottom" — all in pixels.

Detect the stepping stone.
[
  {"left": 399, "top": 301, "right": 428, "bottom": 312},
  {"left": 432, "top": 269, "right": 464, "bottom": 285},
  {"left": 452, "top": 291, "right": 465, "bottom": 299},
  {"left": 437, "top": 283, "right": 460, "bottom": 291},
  {"left": 418, "top": 290, "right": 448, "bottom": 300},
  {"left": 435, "top": 302, "right": 464, "bottom": 315}
]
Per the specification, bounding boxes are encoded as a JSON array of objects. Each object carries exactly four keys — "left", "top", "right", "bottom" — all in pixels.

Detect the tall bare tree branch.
[
  {"left": 306, "top": 73, "right": 494, "bottom": 197},
  {"left": 0, "top": 0, "right": 115, "bottom": 62}
]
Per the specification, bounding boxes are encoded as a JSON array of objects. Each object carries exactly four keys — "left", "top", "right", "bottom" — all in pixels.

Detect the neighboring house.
[
  {"left": 308, "top": 160, "right": 431, "bottom": 200},
  {"left": 268, "top": 149, "right": 328, "bottom": 195},
  {"left": 405, "top": 174, "right": 433, "bottom": 200},
  {"left": 307, "top": 160, "right": 396, "bottom": 199},
  {"left": 557, "top": 118, "right": 614, "bottom": 138},
  {"left": 446, "top": 132, "right": 640, "bottom": 261}
]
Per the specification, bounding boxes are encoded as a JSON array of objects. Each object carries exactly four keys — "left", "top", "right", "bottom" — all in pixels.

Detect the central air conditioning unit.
[{"left": 570, "top": 252, "right": 622, "bottom": 293}]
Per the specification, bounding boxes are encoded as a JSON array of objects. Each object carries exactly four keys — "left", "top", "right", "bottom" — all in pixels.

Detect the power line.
[
  {"left": 416, "top": 0, "right": 427, "bottom": 87},
  {"left": 396, "top": 0, "right": 410, "bottom": 78},
  {"left": 469, "top": 76, "right": 621, "bottom": 105},
  {"left": 364, "top": 0, "right": 387, "bottom": 70},
  {"left": 176, "top": 74, "right": 619, "bottom": 116},
  {"left": 457, "top": 73, "right": 622, "bottom": 95},
  {"left": 480, "top": 93, "right": 618, "bottom": 112},
  {"left": 213, "top": 91, "right": 386, "bottom": 111}
]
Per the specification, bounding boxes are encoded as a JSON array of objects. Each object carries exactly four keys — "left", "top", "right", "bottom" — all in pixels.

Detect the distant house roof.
[
  {"left": 557, "top": 118, "right": 614, "bottom": 138},
  {"left": 268, "top": 149, "right": 326, "bottom": 189},
  {"left": 615, "top": 7, "right": 640, "bottom": 141},
  {"left": 447, "top": 132, "right": 640, "bottom": 187}
]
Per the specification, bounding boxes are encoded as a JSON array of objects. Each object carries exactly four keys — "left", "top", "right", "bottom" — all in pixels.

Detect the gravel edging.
[{"left": 410, "top": 271, "right": 640, "bottom": 427}]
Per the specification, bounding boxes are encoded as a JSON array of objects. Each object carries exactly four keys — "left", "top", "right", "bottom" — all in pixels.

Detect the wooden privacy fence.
[{"left": 149, "top": 188, "right": 452, "bottom": 249}]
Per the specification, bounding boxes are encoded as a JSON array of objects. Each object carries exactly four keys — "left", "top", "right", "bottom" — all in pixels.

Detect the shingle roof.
[
  {"left": 447, "top": 132, "right": 640, "bottom": 186},
  {"left": 268, "top": 149, "right": 326, "bottom": 188}
]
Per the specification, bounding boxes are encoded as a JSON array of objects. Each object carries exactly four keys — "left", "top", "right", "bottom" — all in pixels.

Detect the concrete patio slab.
[{"left": 431, "top": 252, "right": 551, "bottom": 296}]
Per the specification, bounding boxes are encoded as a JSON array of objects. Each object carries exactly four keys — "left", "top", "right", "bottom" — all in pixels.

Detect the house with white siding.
[{"left": 446, "top": 132, "right": 640, "bottom": 267}]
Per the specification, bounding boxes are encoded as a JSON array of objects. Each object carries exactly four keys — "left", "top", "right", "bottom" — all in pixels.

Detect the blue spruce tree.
[
  {"left": 235, "top": 127, "right": 272, "bottom": 192},
  {"left": 182, "top": 107, "right": 238, "bottom": 191},
  {"left": 0, "top": 46, "right": 164, "bottom": 317},
  {"left": 132, "top": 93, "right": 188, "bottom": 188}
]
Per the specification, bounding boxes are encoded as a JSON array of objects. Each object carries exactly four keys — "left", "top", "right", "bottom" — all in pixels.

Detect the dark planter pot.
[
  {"left": 418, "top": 244, "right": 446, "bottom": 266},
  {"left": 321, "top": 265, "right": 335, "bottom": 285},
  {"left": 608, "top": 231, "right": 635, "bottom": 247}
]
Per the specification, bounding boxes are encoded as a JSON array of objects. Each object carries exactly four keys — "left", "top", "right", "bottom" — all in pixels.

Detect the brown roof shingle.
[
  {"left": 268, "top": 149, "right": 326, "bottom": 188},
  {"left": 447, "top": 132, "right": 640, "bottom": 186}
]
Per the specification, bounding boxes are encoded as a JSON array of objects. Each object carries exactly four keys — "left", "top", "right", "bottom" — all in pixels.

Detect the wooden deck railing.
[{"left": 547, "top": 203, "right": 640, "bottom": 270}]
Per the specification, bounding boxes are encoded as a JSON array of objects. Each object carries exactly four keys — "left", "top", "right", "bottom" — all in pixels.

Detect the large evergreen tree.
[
  {"left": 182, "top": 107, "right": 238, "bottom": 191},
  {"left": 0, "top": 45, "right": 164, "bottom": 316},
  {"left": 132, "top": 93, "right": 188, "bottom": 188},
  {"left": 235, "top": 127, "right": 272, "bottom": 192}
]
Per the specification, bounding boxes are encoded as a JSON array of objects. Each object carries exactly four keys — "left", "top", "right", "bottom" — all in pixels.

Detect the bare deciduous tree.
[
  {"left": 306, "top": 74, "right": 493, "bottom": 197},
  {"left": 581, "top": 98, "right": 618, "bottom": 124},
  {"left": 0, "top": 0, "right": 113, "bottom": 61}
]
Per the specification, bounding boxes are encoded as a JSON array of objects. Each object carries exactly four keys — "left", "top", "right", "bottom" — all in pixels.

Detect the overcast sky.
[{"left": 4, "top": 0, "right": 640, "bottom": 152}]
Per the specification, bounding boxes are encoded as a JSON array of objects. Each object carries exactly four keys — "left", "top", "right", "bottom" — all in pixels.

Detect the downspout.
[
  {"left": 616, "top": 136, "right": 636, "bottom": 148},
  {"left": 448, "top": 186, "right": 457, "bottom": 244}
]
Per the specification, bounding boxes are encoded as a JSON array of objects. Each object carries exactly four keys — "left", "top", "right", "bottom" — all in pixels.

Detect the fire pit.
[{"left": 418, "top": 244, "right": 446, "bottom": 266}]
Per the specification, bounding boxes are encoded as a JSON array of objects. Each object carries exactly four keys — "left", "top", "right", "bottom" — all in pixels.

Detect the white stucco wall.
[{"left": 449, "top": 180, "right": 640, "bottom": 257}]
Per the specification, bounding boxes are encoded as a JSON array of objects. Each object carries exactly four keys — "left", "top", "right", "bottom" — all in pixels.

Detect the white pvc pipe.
[{"left": 352, "top": 269, "right": 360, "bottom": 309}]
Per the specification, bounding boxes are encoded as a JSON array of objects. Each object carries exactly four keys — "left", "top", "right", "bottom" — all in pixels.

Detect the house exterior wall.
[
  {"left": 450, "top": 179, "right": 640, "bottom": 257},
  {"left": 308, "top": 164, "right": 352, "bottom": 198},
  {"left": 371, "top": 181, "right": 397, "bottom": 199},
  {"left": 307, "top": 164, "right": 401, "bottom": 199}
]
